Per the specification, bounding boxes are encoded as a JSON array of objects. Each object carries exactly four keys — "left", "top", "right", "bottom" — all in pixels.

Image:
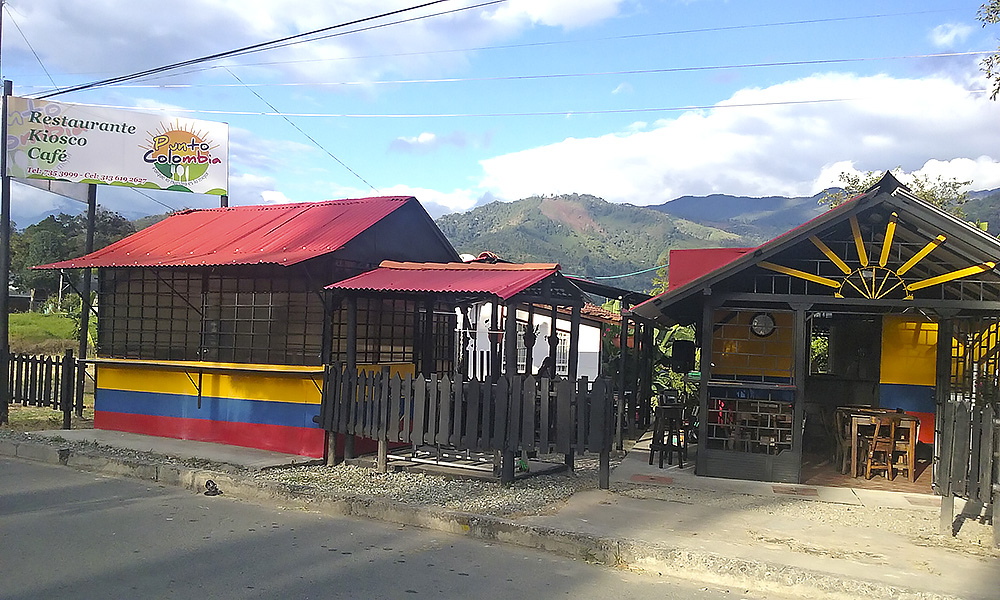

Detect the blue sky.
[{"left": 3, "top": 0, "right": 1000, "bottom": 228}]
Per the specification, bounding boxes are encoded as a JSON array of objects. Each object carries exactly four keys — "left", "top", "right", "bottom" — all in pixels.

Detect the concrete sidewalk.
[{"left": 3, "top": 428, "right": 998, "bottom": 600}]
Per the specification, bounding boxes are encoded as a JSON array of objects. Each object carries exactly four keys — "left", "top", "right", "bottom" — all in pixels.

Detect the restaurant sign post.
[
  {"left": 0, "top": 91, "right": 230, "bottom": 426},
  {"left": 6, "top": 95, "right": 228, "bottom": 196}
]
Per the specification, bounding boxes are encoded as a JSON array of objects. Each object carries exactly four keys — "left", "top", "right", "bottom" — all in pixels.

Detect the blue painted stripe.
[
  {"left": 95, "top": 388, "right": 320, "bottom": 429},
  {"left": 879, "top": 383, "right": 934, "bottom": 414}
]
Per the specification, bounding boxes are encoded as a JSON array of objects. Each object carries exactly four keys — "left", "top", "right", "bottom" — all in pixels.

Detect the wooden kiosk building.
[
  {"left": 38, "top": 197, "right": 460, "bottom": 458},
  {"left": 634, "top": 173, "right": 1000, "bottom": 486}
]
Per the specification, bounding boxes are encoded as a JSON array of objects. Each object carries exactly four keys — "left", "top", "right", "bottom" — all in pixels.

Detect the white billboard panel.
[{"left": 6, "top": 96, "right": 228, "bottom": 196}]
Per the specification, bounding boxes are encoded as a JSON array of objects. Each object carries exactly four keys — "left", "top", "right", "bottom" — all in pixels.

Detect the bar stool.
[{"left": 649, "top": 404, "right": 685, "bottom": 468}]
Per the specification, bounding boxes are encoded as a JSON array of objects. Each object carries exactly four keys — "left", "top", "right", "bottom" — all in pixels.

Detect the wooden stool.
[{"left": 649, "top": 404, "right": 684, "bottom": 468}]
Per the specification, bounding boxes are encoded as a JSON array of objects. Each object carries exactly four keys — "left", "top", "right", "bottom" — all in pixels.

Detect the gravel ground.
[
  {"left": 0, "top": 428, "right": 616, "bottom": 518},
  {"left": 3, "top": 427, "right": 998, "bottom": 559}
]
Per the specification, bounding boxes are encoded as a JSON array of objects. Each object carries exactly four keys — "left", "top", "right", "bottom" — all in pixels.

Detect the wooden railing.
[
  {"left": 938, "top": 400, "right": 999, "bottom": 545},
  {"left": 6, "top": 350, "right": 78, "bottom": 428},
  {"left": 317, "top": 365, "right": 613, "bottom": 486}
]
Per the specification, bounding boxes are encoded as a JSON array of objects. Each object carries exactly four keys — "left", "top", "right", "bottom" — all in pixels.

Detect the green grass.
[{"left": 8, "top": 312, "right": 83, "bottom": 355}]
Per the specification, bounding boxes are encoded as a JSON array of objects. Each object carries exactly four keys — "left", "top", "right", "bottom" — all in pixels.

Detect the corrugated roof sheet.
[
  {"left": 37, "top": 196, "right": 413, "bottom": 269},
  {"left": 667, "top": 247, "right": 752, "bottom": 290},
  {"left": 327, "top": 260, "right": 562, "bottom": 300}
]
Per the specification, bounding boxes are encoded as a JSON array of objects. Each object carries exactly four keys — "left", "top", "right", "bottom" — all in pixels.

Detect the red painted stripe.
[
  {"left": 908, "top": 411, "right": 935, "bottom": 444},
  {"left": 95, "top": 411, "right": 325, "bottom": 458}
]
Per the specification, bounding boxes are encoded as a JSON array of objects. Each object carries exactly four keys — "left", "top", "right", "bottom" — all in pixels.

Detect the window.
[{"left": 98, "top": 267, "right": 324, "bottom": 365}]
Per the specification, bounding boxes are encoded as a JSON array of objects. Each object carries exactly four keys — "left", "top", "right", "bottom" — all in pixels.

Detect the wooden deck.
[{"left": 800, "top": 451, "right": 934, "bottom": 495}]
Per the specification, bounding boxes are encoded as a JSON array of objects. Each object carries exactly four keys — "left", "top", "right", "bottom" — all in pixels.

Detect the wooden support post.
[
  {"left": 566, "top": 304, "right": 582, "bottom": 469},
  {"left": 326, "top": 434, "right": 339, "bottom": 467},
  {"left": 599, "top": 377, "right": 611, "bottom": 490},
  {"left": 504, "top": 302, "right": 517, "bottom": 376},
  {"left": 697, "top": 298, "right": 714, "bottom": 475},
  {"left": 377, "top": 439, "right": 388, "bottom": 473},
  {"left": 61, "top": 349, "right": 74, "bottom": 430},
  {"left": 615, "top": 305, "right": 629, "bottom": 451},
  {"left": 940, "top": 495, "right": 955, "bottom": 535},
  {"left": 501, "top": 449, "right": 515, "bottom": 484},
  {"left": 345, "top": 296, "right": 358, "bottom": 461},
  {"left": 792, "top": 306, "right": 809, "bottom": 483},
  {"left": 524, "top": 305, "right": 536, "bottom": 375}
]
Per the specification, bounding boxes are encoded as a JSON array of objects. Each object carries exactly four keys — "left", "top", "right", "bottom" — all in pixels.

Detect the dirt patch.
[{"left": 540, "top": 198, "right": 603, "bottom": 234}]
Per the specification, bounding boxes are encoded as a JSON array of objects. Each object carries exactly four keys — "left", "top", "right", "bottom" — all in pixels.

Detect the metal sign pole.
[
  {"left": 1, "top": 80, "right": 12, "bottom": 424},
  {"left": 75, "top": 184, "right": 97, "bottom": 417}
]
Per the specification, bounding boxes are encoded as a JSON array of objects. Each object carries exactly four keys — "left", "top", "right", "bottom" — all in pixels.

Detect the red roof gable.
[
  {"left": 37, "top": 197, "right": 414, "bottom": 269},
  {"left": 668, "top": 247, "right": 752, "bottom": 290},
  {"left": 327, "top": 261, "right": 563, "bottom": 300}
]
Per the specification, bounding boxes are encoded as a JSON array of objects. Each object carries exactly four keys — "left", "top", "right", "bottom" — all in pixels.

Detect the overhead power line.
[
  {"left": 213, "top": 7, "right": 969, "bottom": 69},
  {"left": 77, "top": 50, "right": 993, "bottom": 91},
  {"left": 74, "top": 91, "right": 992, "bottom": 120},
  {"left": 224, "top": 68, "right": 378, "bottom": 192},
  {"left": 34, "top": 0, "right": 482, "bottom": 98}
]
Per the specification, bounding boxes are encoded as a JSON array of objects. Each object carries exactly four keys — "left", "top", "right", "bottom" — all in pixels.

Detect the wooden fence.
[
  {"left": 6, "top": 350, "right": 78, "bottom": 428},
  {"left": 316, "top": 366, "right": 613, "bottom": 486},
  {"left": 938, "top": 400, "right": 999, "bottom": 545}
]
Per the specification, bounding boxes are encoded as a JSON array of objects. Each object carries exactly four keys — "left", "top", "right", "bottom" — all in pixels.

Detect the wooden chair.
[{"left": 865, "top": 415, "right": 900, "bottom": 480}]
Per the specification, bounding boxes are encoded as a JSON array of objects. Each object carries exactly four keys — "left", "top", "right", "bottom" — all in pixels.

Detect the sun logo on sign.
[
  {"left": 142, "top": 121, "right": 222, "bottom": 185},
  {"left": 758, "top": 213, "right": 995, "bottom": 300}
]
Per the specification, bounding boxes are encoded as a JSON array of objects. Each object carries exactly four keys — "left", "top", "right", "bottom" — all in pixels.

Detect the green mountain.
[
  {"left": 435, "top": 194, "right": 743, "bottom": 293},
  {"left": 649, "top": 191, "right": 830, "bottom": 244}
]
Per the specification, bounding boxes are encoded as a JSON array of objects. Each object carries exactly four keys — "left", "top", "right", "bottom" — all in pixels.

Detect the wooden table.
[{"left": 839, "top": 407, "right": 919, "bottom": 482}]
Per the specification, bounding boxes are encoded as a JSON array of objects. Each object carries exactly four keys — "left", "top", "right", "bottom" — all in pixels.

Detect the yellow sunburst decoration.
[{"left": 759, "top": 213, "right": 995, "bottom": 300}]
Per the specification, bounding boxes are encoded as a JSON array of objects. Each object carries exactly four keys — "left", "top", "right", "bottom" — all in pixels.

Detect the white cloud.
[
  {"left": 612, "top": 82, "right": 633, "bottom": 95},
  {"left": 388, "top": 131, "right": 483, "bottom": 154},
  {"left": 492, "top": 0, "right": 627, "bottom": 29},
  {"left": 228, "top": 172, "right": 280, "bottom": 205},
  {"left": 322, "top": 182, "right": 479, "bottom": 216},
  {"left": 6, "top": 1, "right": 630, "bottom": 91},
  {"left": 929, "top": 23, "right": 974, "bottom": 48},
  {"left": 476, "top": 73, "right": 1000, "bottom": 205}
]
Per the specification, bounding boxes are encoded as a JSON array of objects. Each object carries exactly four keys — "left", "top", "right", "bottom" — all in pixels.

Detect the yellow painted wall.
[
  {"left": 879, "top": 316, "right": 937, "bottom": 386},
  {"left": 712, "top": 310, "right": 794, "bottom": 379},
  {"left": 97, "top": 360, "right": 323, "bottom": 404}
]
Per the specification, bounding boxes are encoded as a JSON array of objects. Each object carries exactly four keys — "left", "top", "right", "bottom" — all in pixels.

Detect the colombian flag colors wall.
[
  {"left": 879, "top": 316, "right": 936, "bottom": 444},
  {"left": 94, "top": 362, "right": 326, "bottom": 458}
]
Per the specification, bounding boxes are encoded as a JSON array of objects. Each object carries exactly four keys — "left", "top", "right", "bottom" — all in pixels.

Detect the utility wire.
[
  {"left": 18, "top": 6, "right": 951, "bottom": 90},
  {"left": 221, "top": 0, "right": 504, "bottom": 62},
  {"left": 3, "top": 4, "right": 59, "bottom": 91},
  {"left": 78, "top": 50, "right": 994, "bottom": 91},
  {"left": 220, "top": 7, "right": 968, "bottom": 69},
  {"left": 64, "top": 95, "right": 945, "bottom": 119},
  {"left": 225, "top": 68, "right": 377, "bottom": 192},
  {"left": 569, "top": 263, "right": 666, "bottom": 280},
  {"left": 34, "top": 0, "right": 471, "bottom": 98},
  {"left": 129, "top": 188, "right": 181, "bottom": 213}
]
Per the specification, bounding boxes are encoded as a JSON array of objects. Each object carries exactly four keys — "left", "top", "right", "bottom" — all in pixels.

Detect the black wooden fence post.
[
  {"left": 60, "top": 349, "right": 75, "bottom": 430},
  {"left": 992, "top": 408, "right": 1000, "bottom": 548}
]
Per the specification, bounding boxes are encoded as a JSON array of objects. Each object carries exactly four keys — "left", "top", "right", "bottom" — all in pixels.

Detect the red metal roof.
[
  {"left": 668, "top": 247, "right": 752, "bottom": 290},
  {"left": 37, "top": 196, "right": 414, "bottom": 269},
  {"left": 327, "top": 261, "right": 562, "bottom": 300}
]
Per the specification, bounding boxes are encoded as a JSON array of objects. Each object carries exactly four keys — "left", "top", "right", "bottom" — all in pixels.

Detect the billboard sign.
[{"left": 6, "top": 96, "right": 228, "bottom": 196}]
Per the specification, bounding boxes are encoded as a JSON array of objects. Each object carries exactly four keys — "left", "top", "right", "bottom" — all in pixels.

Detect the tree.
[
  {"left": 10, "top": 208, "right": 135, "bottom": 304},
  {"left": 819, "top": 168, "right": 971, "bottom": 217},
  {"left": 980, "top": 1, "right": 1000, "bottom": 100}
]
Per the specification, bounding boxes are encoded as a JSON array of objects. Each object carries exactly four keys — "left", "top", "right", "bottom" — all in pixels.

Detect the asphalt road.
[{"left": 1, "top": 457, "right": 779, "bottom": 600}]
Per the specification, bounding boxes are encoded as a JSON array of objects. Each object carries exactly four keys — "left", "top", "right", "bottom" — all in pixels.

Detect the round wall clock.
[{"left": 750, "top": 312, "right": 776, "bottom": 337}]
